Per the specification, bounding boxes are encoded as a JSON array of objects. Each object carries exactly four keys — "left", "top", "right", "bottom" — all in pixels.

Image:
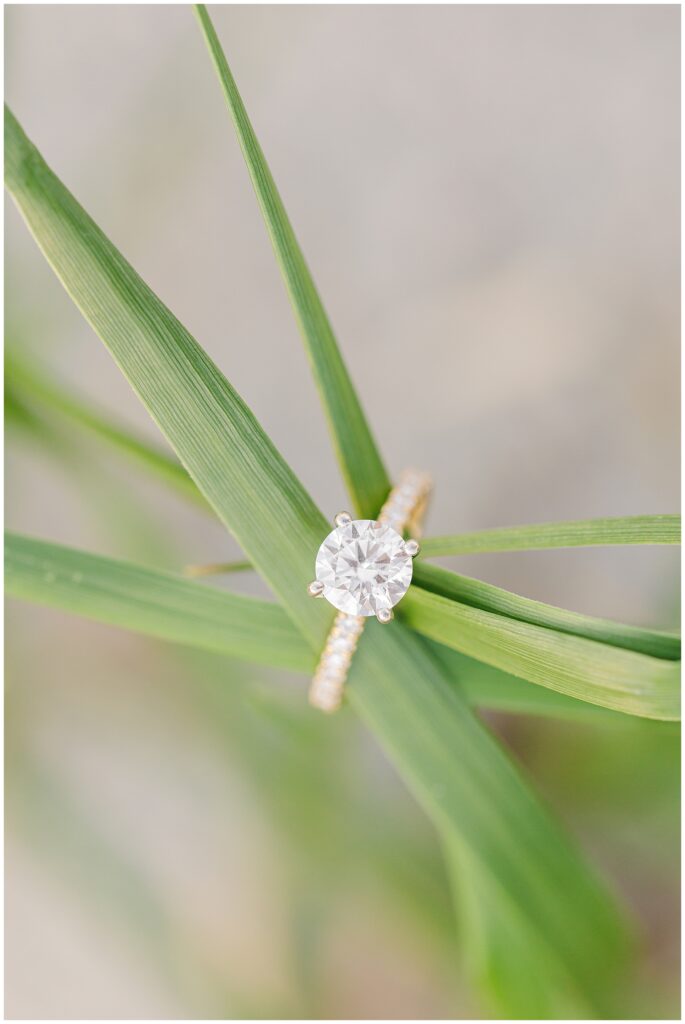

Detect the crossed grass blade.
[
  {"left": 194, "top": 3, "right": 390, "bottom": 520},
  {"left": 421, "top": 514, "right": 681, "bottom": 555},
  {"left": 414, "top": 561, "right": 680, "bottom": 660},
  {"left": 10, "top": 357, "right": 681, "bottom": 720},
  {"left": 403, "top": 585, "right": 679, "bottom": 719}
]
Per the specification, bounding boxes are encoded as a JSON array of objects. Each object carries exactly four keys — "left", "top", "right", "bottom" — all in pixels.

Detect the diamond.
[
  {"left": 325, "top": 652, "right": 347, "bottom": 669},
  {"left": 315, "top": 519, "right": 413, "bottom": 617},
  {"left": 328, "top": 634, "right": 350, "bottom": 652}
]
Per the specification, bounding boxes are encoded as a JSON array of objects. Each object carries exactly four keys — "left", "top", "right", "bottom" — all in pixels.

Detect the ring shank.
[{"left": 309, "top": 469, "right": 432, "bottom": 712}]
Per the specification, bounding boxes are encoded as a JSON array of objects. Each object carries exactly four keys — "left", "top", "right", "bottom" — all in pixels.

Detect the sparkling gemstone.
[
  {"left": 328, "top": 635, "right": 349, "bottom": 651},
  {"left": 325, "top": 652, "right": 347, "bottom": 669},
  {"left": 315, "top": 519, "right": 413, "bottom": 617}
]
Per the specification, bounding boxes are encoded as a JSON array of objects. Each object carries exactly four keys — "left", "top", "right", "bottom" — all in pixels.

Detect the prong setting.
[
  {"left": 376, "top": 608, "right": 394, "bottom": 624},
  {"left": 307, "top": 579, "right": 325, "bottom": 597},
  {"left": 334, "top": 511, "right": 353, "bottom": 528},
  {"left": 404, "top": 539, "right": 420, "bottom": 557}
]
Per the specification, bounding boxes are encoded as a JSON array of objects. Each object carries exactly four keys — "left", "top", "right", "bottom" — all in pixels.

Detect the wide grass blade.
[
  {"left": 447, "top": 840, "right": 599, "bottom": 1019},
  {"left": 428, "top": 643, "right": 626, "bottom": 724},
  {"left": 7, "top": 532, "right": 627, "bottom": 724},
  {"left": 349, "top": 625, "right": 628, "bottom": 1017},
  {"left": 5, "top": 104, "right": 331, "bottom": 645},
  {"left": 414, "top": 562, "right": 680, "bottom": 661},
  {"left": 5, "top": 107, "right": 629, "bottom": 1015},
  {"left": 8, "top": 350, "right": 204, "bottom": 506},
  {"left": 403, "top": 586, "right": 680, "bottom": 720},
  {"left": 6, "top": 532, "right": 309, "bottom": 672},
  {"left": 193, "top": 4, "right": 390, "bottom": 519},
  {"left": 421, "top": 514, "right": 681, "bottom": 556}
]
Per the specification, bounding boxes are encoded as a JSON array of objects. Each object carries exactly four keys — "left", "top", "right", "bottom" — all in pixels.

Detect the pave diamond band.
[
  {"left": 307, "top": 611, "right": 365, "bottom": 712},
  {"left": 308, "top": 469, "right": 432, "bottom": 712}
]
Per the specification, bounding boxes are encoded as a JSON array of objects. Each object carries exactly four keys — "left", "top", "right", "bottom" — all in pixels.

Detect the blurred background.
[{"left": 5, "top": 4, "right": 680, "bottom": 1018}]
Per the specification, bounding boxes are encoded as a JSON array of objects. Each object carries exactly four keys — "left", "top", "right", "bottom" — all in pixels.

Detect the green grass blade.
[
  {"left": 6, "top": 533, "right": 310, "bottom": 672},
  {"left": 349, "top": 626, "right": 628, "bottom": 1017},
  {"left": 193, "top": 5, "right": 390, "bottom": 519},
  {"left": 403, "top": 587, "right": 680, "bottom": 720},
  {"left": 428, "top": 643, "right": 628, "bottom": 725},
  {"left": 5, "top": 107, "right": 629, "bottom": 1015},
  {"left": 5, "top": 104, "right": 330, "bottom": 645},
  {"left": 421, "top": 514, "right": 681, "bottom": 556},
  {"left": 7, "top": 349, "right": 205, "bottom": 506},
  {"left": 414, "top": 562, "right": 680, "bottom": 660},
  {"left": 446, "top": 840, "right": 604, "bottom": 1019},
  {"left": 8, "top": 533, "right": 626, "bottom": 724}
]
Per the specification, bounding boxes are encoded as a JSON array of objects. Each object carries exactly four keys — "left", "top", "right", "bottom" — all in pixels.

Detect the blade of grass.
[
  {"left": 5, "top": 107, "right": 629, "bottom": 1015},
  {"left": 421, "top": 514, "right": 681, "bottom": 556},
  {"left": 403, "top": 586, "right": 680, "bottom": 720},
  {"left": 414, "top": 562, "right": 680, "bottom": 661},
  {"left": 8, "top": 532, "right": 625, "bottom": 723},
  {"left": 447, "top": 840, "right": 599, "bottom": 1019},
  {"left": 193, "top": 4, "right": 390, "bottom": 519},
  {"left": 349, "top": 625, "right": 628, "bottom": 1017},
  {"left": 6, "top": 532, "right": 310, "bottom": 672},
  {"left": 7, "top": 349, "right": 206, "bottom": 507},
  {"left": 428, "top": 643, "right": 631, "bottom": 725}
]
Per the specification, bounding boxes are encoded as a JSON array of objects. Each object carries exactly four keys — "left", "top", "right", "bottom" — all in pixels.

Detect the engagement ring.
[{"left": 307, "top": 469, "right": 432, "bottom": 711}]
